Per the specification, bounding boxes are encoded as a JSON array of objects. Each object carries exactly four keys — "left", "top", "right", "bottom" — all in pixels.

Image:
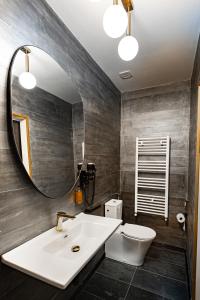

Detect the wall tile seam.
[
  {"left": 126, "top": 79, "right": 191, "bottom": 91},
  {"left": 121, "top": 80, "right": 191, "bottom": 101},
  {"left": 122, "top": 91, "right": 191, "bottom": 103}
]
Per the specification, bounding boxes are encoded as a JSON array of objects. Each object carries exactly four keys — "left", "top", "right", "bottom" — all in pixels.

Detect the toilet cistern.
[
  {"left": 56, "top": 211, "right": 76, "bottom": 232},
  {"left": 105, "top": 199, "right": 123, "bottom": 219}
]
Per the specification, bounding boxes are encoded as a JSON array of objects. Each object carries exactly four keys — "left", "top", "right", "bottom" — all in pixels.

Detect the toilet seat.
[{"left": 121, "top": 223, "right": 156, "bottom": 241}]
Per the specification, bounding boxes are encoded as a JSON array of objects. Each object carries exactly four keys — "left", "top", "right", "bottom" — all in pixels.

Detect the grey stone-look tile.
[
  {"left": 132, "top": 269, "right": 189, "bottom": 300},
  {"left": 0, "top": 276, "right": 58, "bottom": 300},
  {"left": 85, "top": 273, "right": 129, "bottom": 300},
  {"left": 0, "top": 264, "right": 27, "bottom": 298},
  {"left": 12, "top": 76, "right": 81, "bottom": 198},
  {"left": 75, "top": 290, "right": 103, "bottom": 300},
  {"left": 139, "top": 256, "right": 187, "bottom": 282},
  {"left": 121, "top": 80, "right": 190, "bottom": 249},
  {"left": 125, "top": 286, "right": 164, "bottom": 300},
  {"left": 147, "top": 246, "right": 186, "bottom": 267},
  {"left": 96, "top": 258, "right": 136, "bottom": 284}
]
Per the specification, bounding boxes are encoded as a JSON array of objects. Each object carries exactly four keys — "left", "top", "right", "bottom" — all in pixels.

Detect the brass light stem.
[
  {"left": 25, "top": 50, "right": 30, "bottom": 73},
  {"left": 127, "top": 7, "right": 132, "bottom": 36},
  {"left": 113, "top": 0, "right": 118, "bottom": 4},
  {"left": 21, "top": 47, "right": 31, "bottom": 73}
]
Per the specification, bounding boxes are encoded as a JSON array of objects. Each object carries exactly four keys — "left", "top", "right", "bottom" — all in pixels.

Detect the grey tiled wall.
[
  {"left": 0, "top": 0, "right": 120, "bottom": 254},
  {"left": 12, "top": 78, "right": 76, "bottom": 198},
  {"left": 120, "top": 81, "right": 191, "bottom": 249}
]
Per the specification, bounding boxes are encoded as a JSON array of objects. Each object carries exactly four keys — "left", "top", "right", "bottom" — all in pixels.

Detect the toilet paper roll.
[{"left": 176, "top": 213, "right": 185, "bottom": 224}]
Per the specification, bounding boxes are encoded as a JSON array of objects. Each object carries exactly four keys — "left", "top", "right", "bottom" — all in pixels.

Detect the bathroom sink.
[{"left": 1, "top": 213, "right": 122, "bottom": 289}]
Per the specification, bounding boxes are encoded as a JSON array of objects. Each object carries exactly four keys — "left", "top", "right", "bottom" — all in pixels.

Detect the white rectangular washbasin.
[{"left": 1, "top": 213, "right": 122, "bottom": 289}]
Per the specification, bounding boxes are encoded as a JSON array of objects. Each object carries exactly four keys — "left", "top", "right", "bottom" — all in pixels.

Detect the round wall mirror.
[{"left": 8, "top": 45, "right": 85, "bottom": 198}]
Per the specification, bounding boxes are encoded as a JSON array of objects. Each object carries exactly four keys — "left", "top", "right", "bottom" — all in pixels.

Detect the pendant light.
[
  {"left": 19, "top": 47, "right": 37, "bottom": 90},
  {"left": 103, "top": 0, "right": 128, "bottom": 39},
  {"left": 118, "top": 2, "right": 139, "bottom": 61}
]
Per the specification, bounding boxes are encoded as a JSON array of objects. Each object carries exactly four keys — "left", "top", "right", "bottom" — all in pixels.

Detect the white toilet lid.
[{"left": 122, "top": 223, "right": 156, "bottom": 241}]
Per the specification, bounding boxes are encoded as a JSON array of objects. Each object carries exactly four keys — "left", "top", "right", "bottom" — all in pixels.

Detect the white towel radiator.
[{"left": 134, "top": 136, "right": 170, "bottom": 221}]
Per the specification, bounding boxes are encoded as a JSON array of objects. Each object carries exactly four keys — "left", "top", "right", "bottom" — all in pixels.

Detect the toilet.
[{"left": 105, "top": 199, "right": 156, "bottom": 266}]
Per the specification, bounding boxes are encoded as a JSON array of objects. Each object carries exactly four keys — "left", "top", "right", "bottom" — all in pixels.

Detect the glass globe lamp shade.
[
  {"left": 118, "top": 35, "right": 139, "bottom": 61},
  {"left": 103, "top": 5, "right": 128, "bottom": 38},
  {"left": 19, "top": 72, "right": 37, "bottom": 89}
]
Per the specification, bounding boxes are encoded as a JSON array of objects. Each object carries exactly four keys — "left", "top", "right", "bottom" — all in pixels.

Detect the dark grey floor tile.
[
  {"left": 84, "top": 272, "right": 129, "bottom": 300},
  {"left": 0, "top": 264, "right": 27, "bottom": 297},
  {"left": 125, "top": 286, "right": 164, "bottom": 300},
  {"left": 132, "top": 269, "right": 189, "bottom": 300},
  {"left": 96, "top": 258, "right": 136, "bottom": 283},
  {"left": 1, "top": 276, "right": 58, "bottom": 300},
  {"left": 147, "top": 246, "right": 186, "bottom": 267},
  {"left": 139, "top": 256, "right": 187, "bottom": 282},
  {"left": 74, "top": 290, "right": 102, "bottom": 299}
]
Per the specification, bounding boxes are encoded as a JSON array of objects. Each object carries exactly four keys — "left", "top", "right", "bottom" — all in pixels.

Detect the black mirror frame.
[{"left": 7, "top": 45, "right": 84, "bottom": 199}]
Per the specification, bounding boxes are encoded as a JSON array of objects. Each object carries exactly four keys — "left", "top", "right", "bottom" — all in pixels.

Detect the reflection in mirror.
[{"left": 9, "top": 45, "right": 84, "bottom": 198}]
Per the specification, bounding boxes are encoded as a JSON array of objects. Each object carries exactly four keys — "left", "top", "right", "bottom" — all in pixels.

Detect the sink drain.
[{"left": 71, "top": 245, "right": 80, "bottom": 252}]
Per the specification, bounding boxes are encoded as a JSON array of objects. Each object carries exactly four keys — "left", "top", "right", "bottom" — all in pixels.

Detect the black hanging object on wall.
[
  {"left": 87, "top": 163, "right": 96, "bottom": 207},
  {"left": 78, "top": 162, "right": 96, "bottom": 208}
]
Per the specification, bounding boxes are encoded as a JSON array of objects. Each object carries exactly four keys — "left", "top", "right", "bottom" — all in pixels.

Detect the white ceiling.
[
  {"left": 13, "top": 46, "right": 82, "bottom": 104},
  {"left": 47, "top": 0, "right": 200, "bottom": 92}
]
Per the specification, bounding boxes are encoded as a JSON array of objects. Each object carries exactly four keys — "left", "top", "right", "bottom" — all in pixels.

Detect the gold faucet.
[{"left": 56, "top": 211, "right": 76, "bottom": 232}]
